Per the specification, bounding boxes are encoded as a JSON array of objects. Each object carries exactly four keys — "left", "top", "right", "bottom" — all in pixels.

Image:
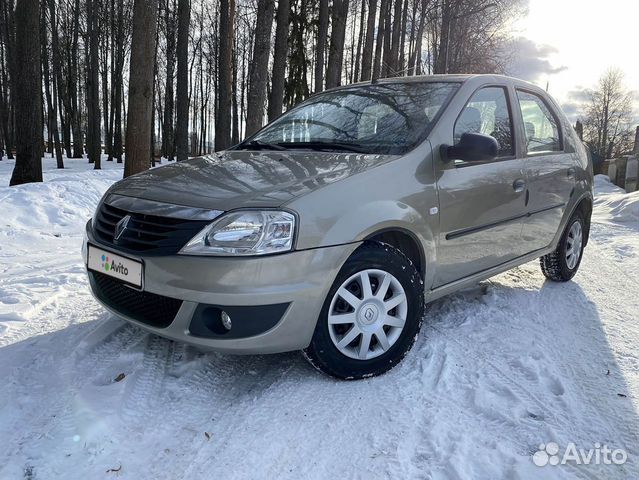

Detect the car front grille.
[
  {"left": 90, "top": 271, "right": 182, "bottom": 328},
  {"left": 93, "top": 202, "right": 209, "bottom": 255}
]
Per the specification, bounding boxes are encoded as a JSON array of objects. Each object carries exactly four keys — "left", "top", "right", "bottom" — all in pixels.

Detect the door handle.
[
  {"left": 513, "top": 178, "right": 526, "bottom": 193},
  {"left": 567, "top": 167, "right": 576, "bottom": 179}
]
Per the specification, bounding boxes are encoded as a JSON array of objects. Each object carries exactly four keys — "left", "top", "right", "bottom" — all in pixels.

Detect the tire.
[
  {"left": 540, "top": 210, "right": 585, "bottom": 282},
  {"left": 303, "top": 242, "right": 424, "bottom": 380}
]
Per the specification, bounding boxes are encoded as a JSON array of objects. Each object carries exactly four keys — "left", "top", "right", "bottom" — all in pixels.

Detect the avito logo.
[{"left": 101, "top": 254, "right": 129, "bottom": 276}]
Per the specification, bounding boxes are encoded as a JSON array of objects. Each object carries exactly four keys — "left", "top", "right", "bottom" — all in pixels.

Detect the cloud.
[
  {"left": 505, "top": 37, "right": 568, "bottom": 81},
  {"left": 559, "top": 102, "right": 583, "bottom": 123},
  {"left": 566, "top": 88, "right": 591, "bottom": 103},
  {"left": 557, "top": 89, "right": 591, "bottom": 122}
]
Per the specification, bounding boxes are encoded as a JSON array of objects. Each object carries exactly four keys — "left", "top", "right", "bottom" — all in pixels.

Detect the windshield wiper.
[
  {"left": 235, "top": 140, "right": 289, "bottom": 151},
  {"left": 280, "top": 141, "right": 368, "bottom": 153}
]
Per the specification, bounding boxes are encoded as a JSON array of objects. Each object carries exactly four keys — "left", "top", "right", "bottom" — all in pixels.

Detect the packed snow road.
[{"left": 1, "top": 158, "right": 638, "bottom": 479}]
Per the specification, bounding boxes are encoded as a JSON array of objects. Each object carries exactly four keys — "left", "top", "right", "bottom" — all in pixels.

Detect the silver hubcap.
[
  {"left": 565, "top": 220, "right": 583, "bottom": 270},
  {"left": 328, "top": 269, "right": 408, "bottom": 360}
]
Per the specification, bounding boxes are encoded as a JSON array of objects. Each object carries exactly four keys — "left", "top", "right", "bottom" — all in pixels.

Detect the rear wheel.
[
  {"left": 303, "top": 242, "right": 424, "bottom": 379},
  {"left": 540, "top": 211, "right": 585, "bottom": 282}
]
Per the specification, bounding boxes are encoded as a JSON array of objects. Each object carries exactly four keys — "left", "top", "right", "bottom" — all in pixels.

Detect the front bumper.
[{"left": 83, "top": 221, "right": 359, "bottom": 354}]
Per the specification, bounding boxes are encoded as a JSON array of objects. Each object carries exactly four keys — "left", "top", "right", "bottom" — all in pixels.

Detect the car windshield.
[{"left": 243, "top": 82, "right": 459, "bottom": 155}]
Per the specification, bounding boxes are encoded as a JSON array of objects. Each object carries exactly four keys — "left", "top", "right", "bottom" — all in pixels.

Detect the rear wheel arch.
[{"left": 574, "top": 196, "right": 592, "bottom": 247}]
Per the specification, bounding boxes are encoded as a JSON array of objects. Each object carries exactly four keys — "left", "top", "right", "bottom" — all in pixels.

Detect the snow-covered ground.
[{"left": 1, "top": 158, "right": 638, "bottom": 479}]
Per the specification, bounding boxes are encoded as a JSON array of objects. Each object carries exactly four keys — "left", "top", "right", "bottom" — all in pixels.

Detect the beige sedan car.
[{"left": 83, "top": 74, "right": 593, "bottom": 379}]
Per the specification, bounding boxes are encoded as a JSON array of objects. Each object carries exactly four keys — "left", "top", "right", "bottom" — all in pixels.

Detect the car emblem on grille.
[{"left": 114, "top": 215, "right": 132, "bottom": 241}]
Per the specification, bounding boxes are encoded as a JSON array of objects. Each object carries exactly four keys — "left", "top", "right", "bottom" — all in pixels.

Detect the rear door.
[
  {"left": 434, "top": 84, "right": 529, "bottom": 287},
  {"left": 515, "top": 89, "right": 576, "bottom": 251}
]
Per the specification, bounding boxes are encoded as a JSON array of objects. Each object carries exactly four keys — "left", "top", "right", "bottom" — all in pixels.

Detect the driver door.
[{"left": 434, "top": 85, "right": 529, "bottom": 287}]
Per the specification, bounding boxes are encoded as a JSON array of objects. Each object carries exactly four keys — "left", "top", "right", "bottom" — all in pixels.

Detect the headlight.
[{"left": 179, "top": 210, "right": 296, "bottom": 256}]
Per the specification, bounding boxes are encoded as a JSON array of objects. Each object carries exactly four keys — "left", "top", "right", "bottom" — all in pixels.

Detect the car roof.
[{"left": 325, "top": 74, "right": 543, "bottom": 92}]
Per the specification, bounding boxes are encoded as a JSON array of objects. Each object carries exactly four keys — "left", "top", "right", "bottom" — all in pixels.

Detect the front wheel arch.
[
  {"left": 303, "top": 241, "right": 425, "bottom": 379},
  {"left": 364, "top": 228, "right": 425, "bottom": 281}
]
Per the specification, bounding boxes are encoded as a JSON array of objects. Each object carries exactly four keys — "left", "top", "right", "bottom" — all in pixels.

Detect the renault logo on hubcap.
[
  {"left": 360, "top": 304, "right": 379, "bottom": 325},
  {"left": 114, "top": 215, "right": 131, "bottom": 241}
]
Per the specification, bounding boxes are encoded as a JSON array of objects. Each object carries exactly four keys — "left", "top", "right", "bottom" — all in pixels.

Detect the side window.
[
  {"left": 454, "top": 86, "right": 514, "bottom": 157},
  {"left": 516, "top": 90, "right": 562, "bottom": 153}
]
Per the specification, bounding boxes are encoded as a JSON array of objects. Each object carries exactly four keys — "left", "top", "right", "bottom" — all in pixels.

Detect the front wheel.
[
  {"left": 540, "top": 211, "right": 585, "bottom": 282},
  {"left": 303, "top": 242, "right": 424, "bottom": 380}
]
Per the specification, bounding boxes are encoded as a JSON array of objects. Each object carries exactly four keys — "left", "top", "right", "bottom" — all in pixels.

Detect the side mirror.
[{"left": 442, "top": 132, "right": 499, "bottom": 163}]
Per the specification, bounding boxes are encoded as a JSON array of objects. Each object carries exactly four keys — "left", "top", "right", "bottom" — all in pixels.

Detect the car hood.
[{"left": 108, "top": 150, "right": 395, "bottom": 211}]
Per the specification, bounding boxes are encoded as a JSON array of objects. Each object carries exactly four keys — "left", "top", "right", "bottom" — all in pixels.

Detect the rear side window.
[
  {"left": 454, "top": 86, "right": 514, "bottom": 157},
  {"left": 516, "top": 90, "right": 562, "bottom": 153}
]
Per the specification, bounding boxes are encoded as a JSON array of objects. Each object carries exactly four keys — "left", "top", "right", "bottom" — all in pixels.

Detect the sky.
[{"left": 509, "top": 0, "right": 639, "bottom": 122}]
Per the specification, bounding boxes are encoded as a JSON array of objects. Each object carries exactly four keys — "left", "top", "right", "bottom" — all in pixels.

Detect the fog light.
[{"left": 220, "top": 311, "right": 232, "bottom": 331}]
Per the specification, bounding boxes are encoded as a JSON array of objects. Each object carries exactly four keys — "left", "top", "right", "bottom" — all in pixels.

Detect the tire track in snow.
[
  {"left": 401, "top": 264, "right": 638, "bottom": 479},
  {"left": 0, "top": 318, "right": 144, "bottom": 471},
  {"left": 145, "top": 353, "right": 302, "bottom": 479},
  {"left": 120, "top": 335, "right": 176, "bottom": 423},
  {"left": 395, "top": 336, "right": 554, "bottom": 478}
]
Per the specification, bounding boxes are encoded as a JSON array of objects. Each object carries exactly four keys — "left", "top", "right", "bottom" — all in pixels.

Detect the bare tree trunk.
[
  {"left": 389, "top": 0, "right": 403, "bottom": 74},
  {"left": 70, "top": 0, "right": 83, "bottom": 158},
  {"left": 175, "top": 0, "right": 189, "bottom": 160},
  {"left": 150, "top": 9, "right": 161, "bottom": 164},
  {"left": 228, "top": 0, "right": 240, "bottom": 142},
  {"left": 106, "top": 0, "right": 116, "bottom": 160},
  {"left": 162, "top": 0, "right": 176, "bottom": 160},
  {"left": 381, "top": 0, "right": 392, "bottom": 76},
  {"left": 372, "top": 0, "right": 388, "bottom": 81},
  {"left": 353, "top": 0, "right": 367, "bottom": 82},
  {"left": 0, "top": 0, "right": 15, "bottom": 159},
  {"left": 47, "top": 0, "right": 64, "bottom": 167},
  {"left": 0, "top": 42, "right": 9, "bottom": 158},
  {"left": 100, "top": 6, "right": 110, "bottom": 160},
  {"left": 215, "top": 0, "right": 234, "bottom": 149},
  {"left": 42, "top": 16, "right": 52, "bottom": 156},
  {"left": 434, "top": 2, "right": 452, "bottom": 74},
  {"left": 267, "top": 0, "right": 289, "bottom": 121},
  {"left": 406, "top": 0, "right": 417, "bottom": 74},
  {"left": 398, "top": 0, "right": 408, "bottom": 73},
  {"left": 360, "top": 0, "right": 377, "bottom": 81},
  {"left": 244, "top": 0, "right": 274, "bottom": 136},
  {"left": 10, "top": 0, "right": 42, "bottom": 185},
  {"left": 113, "top": 80, "right": 123, "bottom": 163},
  {"left": 112, "top": 0, "right": 125, "bottom": 163},
  {"left": 196, "top": 9, "right": 204, "bottom": 155},
  {"left": 231, "top": 45, "right": 239, "bottom": 144},
  {"left": 41, "top": 3, "right": 64, "bottom": 168},
  {"left": 408, "top": 0, "right": 427, "bottom": 75},
  {"left": 325, "top": 0, "right": 350, "bottom": 89},
  {"left": 314, "top": 0, "right": 328, "bottom": 93},
  {"left": 239, "top": 23, "right": 249, "bottom": 136},
  {"left": 86, "top": 0, "right": 101, "bottom": 168},
  {"left": 124, "top": 0, "right": 159, "bottom": 177}
]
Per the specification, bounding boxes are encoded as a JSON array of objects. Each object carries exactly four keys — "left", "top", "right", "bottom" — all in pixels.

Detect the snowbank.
[
  {"left": 593, "top": 174, "right": 639, "bottom": 224},
  {"left": 0, "top": 156, "right": 121, "bottom": 235},
  {"left": 0, "top": 156, "right": 123, "bottom": 324}
]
